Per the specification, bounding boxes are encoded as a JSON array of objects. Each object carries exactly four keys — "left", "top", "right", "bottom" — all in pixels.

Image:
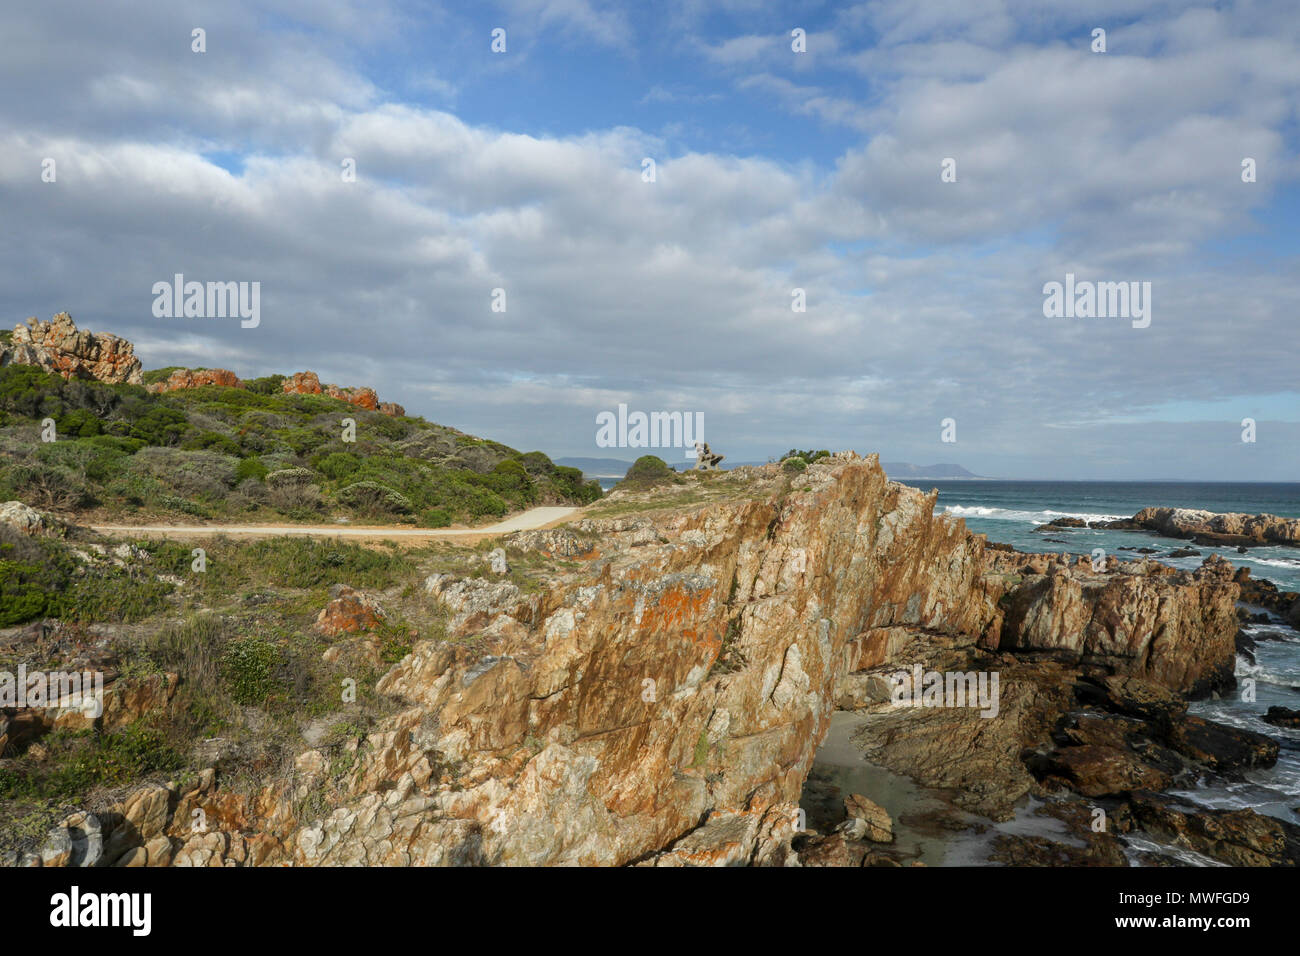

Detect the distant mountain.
[
  {"left": 557, "top": 455, "right": 981, "bottom": 481},
  {"left": 881, "top": 462, "right": 981, "bottom": 479}
]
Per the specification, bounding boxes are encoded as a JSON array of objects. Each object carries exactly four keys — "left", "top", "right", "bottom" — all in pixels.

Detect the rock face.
[
  {"left": 1, "top": 313, "right": 143, "bottom": 385},
  {"left": 146, "top": 368, "right": 243, "bottom": 393},
  {"left": 16, "top": 454, "right": 1245, "bottom": 867},
  {"left": 282, "top": 370, "right": 405, "bottom": 417},
  {"left": 982, "top": 551, "right": 1239, "bottom": 696}
]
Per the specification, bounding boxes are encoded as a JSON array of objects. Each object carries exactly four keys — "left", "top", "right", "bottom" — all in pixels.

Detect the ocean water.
[
  {"left": 896, "top": 478, "right": 1300, "bottom": 830},
  {"left": 899, "top": 479, "right": 1300, "bottom": 592}
]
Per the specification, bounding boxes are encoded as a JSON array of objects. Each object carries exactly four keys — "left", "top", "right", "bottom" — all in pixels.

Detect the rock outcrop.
[
  {"left": 1125, "top": 507, "right": 1300, "bottom": 547},
  {"left": 12, "top": 454, "right": 1247, "bottom": 867},
  {"left": 146, "top": 368, "right": 243, "bottom": 393},
  {"left": 282, "top": 371, "right": 405, "bottom": 417},
  {"left": 1, "top": 313, "right": 143, "bottom": 385}
]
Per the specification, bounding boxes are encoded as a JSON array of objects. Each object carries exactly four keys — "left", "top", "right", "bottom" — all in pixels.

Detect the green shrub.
[
  {"left": 235, "top": 456, "right": 269, "bottom": 483},
  {"left": 2, "top": 461, "right": 93, "bottom": 509},
  {"left": 221, "top": 637, "right": 281, "bottom": 705},
  {"left": 126, "top": 404, "right": 190, "bottom": 446},
  {"left": 56, "top": 408, "right": 102, "bottom": 438},
  {"left": 142, "top": 367, "right": 186, "bottom": 385},
  {"left": 338, "top": 480, "right": 412, "bottom": 515},
  {"left": 265, "top": 467, "right": 316, "bottom": 488},
  {"left": 622, "top": 455, "right": 675, "bottom": 486},
  {"left": 244, "top": 374, "right": 286, "bottom": 395},
  {"left": 781, "top": 456, "right": 808, "bottom": 473},
  {"left": 0, "top": 723, "right": 183, "bottom": 801},
  {"left": 419, "top": 508, "right": 452, "bottom": 528},
  {"left": 129, "top": 447, "right": 237, "bottom": 499},
  {"left": 783, "top": 449, "right": 830, "bottom": 464},
  {"left": 181, "top": 430, "right": 242, "bottom": 457},
  {"left": 314, "top": 451, "right": 361, "bottom": 482}
]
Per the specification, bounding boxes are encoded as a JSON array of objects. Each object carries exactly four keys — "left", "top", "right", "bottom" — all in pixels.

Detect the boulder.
[
  {"left": 844, "top": 793, "right": 893, "bottom": 842},
  {"left": 313, "top": 585, "right": 386, "bottom": 637},
  {"left": 0, "top": 500, "right": 47, "bottom": 536}
]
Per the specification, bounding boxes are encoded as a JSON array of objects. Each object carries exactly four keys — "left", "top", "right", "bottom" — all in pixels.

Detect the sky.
[{"left": 0, "top": 0, "right": 1296, "bottom": 480}]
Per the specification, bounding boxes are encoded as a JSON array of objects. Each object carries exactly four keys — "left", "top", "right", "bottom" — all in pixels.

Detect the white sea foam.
[{"left": 941, "top": 505, "right": 1127, "bottom": 525}]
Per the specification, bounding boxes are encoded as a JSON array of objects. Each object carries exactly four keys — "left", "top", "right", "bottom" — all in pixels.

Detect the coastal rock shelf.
[
  {"left": 1042, "top": 506, "right": 1300, "bottom": 549},
  {"left": 11, "top": 454, "right": 1280, "bottom": 867}
]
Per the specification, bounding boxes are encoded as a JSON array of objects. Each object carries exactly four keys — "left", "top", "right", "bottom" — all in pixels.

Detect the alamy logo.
[
  {"left": 1042, "top": 273, "right": 1151, "bottom": 328},
  {"left": 890, "top": 664, "right": 1000, "bottom": 718},
  {"left": 151, "top": 274, "right": 260, "bottom": 328},
  {"left": 0, "top": 667, "right": 103, "bottom": 717},
  {"left": 49, "top": 886, "right": 151, "bottom": 936},
  {"left": 596, "top": 403, "right": 703, "bottom": 459}
]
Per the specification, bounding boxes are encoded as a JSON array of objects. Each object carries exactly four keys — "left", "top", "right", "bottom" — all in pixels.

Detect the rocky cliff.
[
  {"left": 1, "top": 313, "right": 143, "bottom": 385},
  {"left": 13, "top": 454, "right": 1248, "bottom": 867}
]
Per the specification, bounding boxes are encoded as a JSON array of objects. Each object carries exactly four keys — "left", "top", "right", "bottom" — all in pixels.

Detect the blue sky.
[{"left": 0, "top": 0, "right": 1297, "bottom": 479}]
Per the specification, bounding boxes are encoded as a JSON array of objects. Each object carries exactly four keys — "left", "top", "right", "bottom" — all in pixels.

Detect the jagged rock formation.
[
  {"left": 282, "top": 370, "right": 405, "bottom": 417},
  {"left": 1, "top": 313, "right": 143, "bottom": 385},
  {"left": 11, "top": 454, "right": 1247, "bottom": 867},
  {"left": 1127, "top": 507, "right": 1300, "bottom": 546},
  {"left": 1045, "top": 507, "right": 1300, "bottom": 548},
  {"left": 146, "top": 368, "right": 243, "bottom": 393}
]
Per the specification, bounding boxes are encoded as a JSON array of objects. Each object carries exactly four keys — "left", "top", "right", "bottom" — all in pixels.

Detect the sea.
[{"left": 872, "top": 479, "right": 1300, "bottom": 855}]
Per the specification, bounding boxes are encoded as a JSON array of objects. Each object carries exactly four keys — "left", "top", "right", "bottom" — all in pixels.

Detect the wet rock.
[
  {"left": 1166, "top": 716, "right": 1278, "bottom": 773},
  {"left": 1031, "top": 744, "right": 1174, "bottom": 797},
  {"left": 1127, "top": 792, "right": 1300, "bottom": 866},
  {"left": 1263, "top": 706, "right": 1300, "bottom": 729}
]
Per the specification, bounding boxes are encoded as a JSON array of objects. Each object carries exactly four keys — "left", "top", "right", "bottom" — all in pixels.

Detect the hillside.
[{"left": 0, "top": 317, "right": 601, "bottom": 530}]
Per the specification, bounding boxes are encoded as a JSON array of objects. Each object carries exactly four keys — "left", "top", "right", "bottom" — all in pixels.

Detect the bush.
[
  {"left": 127, "top": 405, "right": 189, "bottom": 446},
  {"left": 267, "top": 482, "right": 324, "bottom": 517},
  {"left": 338, "top": 481, "right": 412, "bottom": 515},
  {"left": 783, "top": 449, "right": 830, "bottom": 464},
  {"left": 244, "top": 374, "right": 286, "bottom": 395},
  {"left": 518, "top": 451, "right": 555, "bottom": 476},
  {"left": 418, "top": 507, "right": 452, "bottom": 528},
  {"left": 56, "top": 408, "right": 102, "bottom": 438},
  {"left": 221, "top": 637, "right": 281, "bottom": 705},
  {"left": 2, "top": 461, "right": 93, "bottom": 509},
  {"left": 0, "top": 723, "right": 184, "bottom": 801},
  {"left": 0, "top": 527, "right": 175, "bottom": 626},
  {"left": 314, "top": 451, "right": 361, "bottom": 482},
  {"left": 623, "top": 455, "right": 675, "bottom": 486},
  {"left": 548, "top": 465, "right": 602, "bottom": 504},
  {"left": 129, "top": 447, "right": 238, "bottom": 500},
  {"left": 181, "top": 430, "right": 242, "bottom": 457},
  {"left": 265, "top": 467, "right": 316, "bottom": 488},
  {"left": 235, "top": 456, "right": 269, "bottom": 483},
  {"left": 781, "top": 456, "right": 807, "bottom": 473}
]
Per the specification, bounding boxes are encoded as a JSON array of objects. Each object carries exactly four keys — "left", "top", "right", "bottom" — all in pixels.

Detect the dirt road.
[{"left": 90, "top": 506, "right": 582, "bottom": 541}]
